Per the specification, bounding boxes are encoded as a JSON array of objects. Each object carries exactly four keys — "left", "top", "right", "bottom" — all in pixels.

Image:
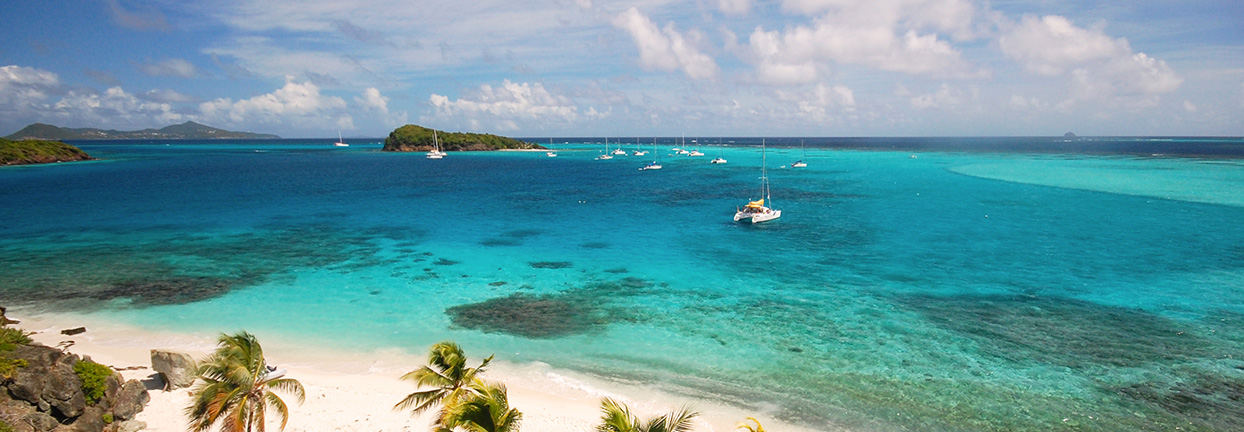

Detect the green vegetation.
[
  {"left": 102, "top": 412, "right": 115, "bottom": 424},
  {"left": 0, "top": 325, "right": 31, "bottom": 379},
  {"left": 0, "top": 138, "right": 93, "bottom": 166},
  {"left": 73, "top": 359, "right": 114, "bottom": 405},
  {"left": 382, "top": 125, "right": 544, "bottom": 152},
  {"left": 186, "top": 331, "right": 305, "bottom": 432},
  {"left": 441, "top": 382, "right": 523, "bottom": 432},
  {"left": 595, "top": 398, "right": 699, "bottom": 432},
  {"left": 395, "top": 341, "right": 497, "bottom": 430},
  {"left": 0, "top": 419, "right": 14, "bottom": 432}
]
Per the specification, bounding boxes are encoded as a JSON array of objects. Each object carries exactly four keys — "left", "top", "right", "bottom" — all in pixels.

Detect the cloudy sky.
[{"left": 1, "top": 0, "right": 1241, "bottom": 137}]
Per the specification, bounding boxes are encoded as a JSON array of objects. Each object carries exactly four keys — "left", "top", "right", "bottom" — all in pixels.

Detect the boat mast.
[{"left": 761, "top": 139, "right": 769, "bottom": 204}]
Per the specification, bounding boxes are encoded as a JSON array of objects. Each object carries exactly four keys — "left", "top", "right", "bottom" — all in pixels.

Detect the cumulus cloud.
[
  {"left": 137, "top": 58, "right": 201, "bottom": 78},
  {"left": 199, "top": 77, "right": 348, "bottom": 127},
  {"left": 743, "top": 0, "right": 979, "bottom": 84},
  {"left": 51, "top": 87, "right": 183, "bottom": 127},
  {"left": 0, "top": 65, "right": 61, "bottom": 108},
  {"left": 910, "top": 83, "right": 975, "bottom": 110},
  {"left": 429, "top": 80, "right": 578, "bottom": 130},
  {"left": 999, "top": 15, "right": 1181, "bottom": 106},
  {"left": 776, "top": 83, "right": 856, "bottom": 120},
  {"left": 354, "top": 87, "right": 408, "bottom": 126},
  {"left": 612, "top": 8, "right": 719, "bottom": 80}
]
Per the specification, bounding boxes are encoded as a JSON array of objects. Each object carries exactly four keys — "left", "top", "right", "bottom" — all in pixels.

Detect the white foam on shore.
[{"left": 14, "top": 309, "right": 819, "bottom": 432}]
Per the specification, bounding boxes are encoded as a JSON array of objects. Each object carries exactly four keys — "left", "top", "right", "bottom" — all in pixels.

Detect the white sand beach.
[{"left": 17, "top": 311, "right": 816, "bottom": 432}]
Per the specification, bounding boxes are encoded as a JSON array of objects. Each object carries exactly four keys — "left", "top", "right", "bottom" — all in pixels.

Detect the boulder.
[
  {"left": 60, "top": 327, "right": 86, "bottom": 336},
  {"left": 149, "top": 350, "right": 196, "bottom": 390},
  {"left": 45, "top": 363, "right": 86, "bottom": 419},
  {"left": 24, "top": 411, "right": 61, "bottom": 432},
  {"left": 51, "top": 405, "right": 104, "bottom": 432},
  {"left": 110, "top": 420, "right": 146, "bottom": 432},
  {"left": 110, "top": 380, "right": 148, "bottom": 421},
  {"left": 0, "top": 306, "right": 18, "bottom": 325}
]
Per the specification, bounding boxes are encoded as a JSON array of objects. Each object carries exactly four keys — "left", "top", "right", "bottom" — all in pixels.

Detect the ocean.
[{"left": 3, "top": 137, "right": 1244, "bottom": 431}]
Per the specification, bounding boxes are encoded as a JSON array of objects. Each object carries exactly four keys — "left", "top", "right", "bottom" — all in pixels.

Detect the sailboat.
[
  {"left": 639, "top": 137, "right": 662, "bottom": 170},
  {"left": 546, "top": 138, "right": 557, "bottom": 157},
  {"left": 734, "top": 139, "right": 781, "bottom": 223},
  {"left": 633, "top": 137, "right": 647, "bottom": 156},
  {"left": 710, "top": 138, "right": 726, "bottom": 164},
  {"left": 612, "top": 136, "right": 627, "bottom": 155},
  {"left": 791, "top": 139, "right": 807, "bottom": 168},
  {"left": 426, "top": 130, "right": 445, "bottom": 159},
  {"left": 596, "top": 137, "right": 613, "bottom": 160},
  {"left": 334, "top": 131, "right": 348, "bottom": 147}
]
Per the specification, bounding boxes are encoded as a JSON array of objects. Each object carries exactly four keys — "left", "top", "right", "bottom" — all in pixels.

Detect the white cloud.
[
  {"left": 137, "top": 58, "right": 201, "bottom": 78},
  {"left": 776, "top": 83, "right": 856, "bottom": 120},
  {"left": 910, "top": 83, "right": 975, "bottom": 110},
  {"left": 742, "top": 0, "right": 979, "bottom": 84},
  {"left": 612, "top": 8, "right": 719, "bottom": 80},
  {"left": 354, "top": 87, "right": 408, "bottom": 127},
  {"left": 141, "top": 89, "right": 198, "bottom": 103},
  {"left": 105, "top": 0, "right": 170, "bottom": 31},
  {"left": 51, "top": 87, "right": 183, "bottom": 127},
  {"left": 199, "top": 77, "right": 348, "bottom": 127},
  {"left": 0, "top": 65, "right": 61, "bottom": 108},
  {"left": 429, "top": 80, "right": 578, "bottom": 130},
  {"left": 718, "top": 0, "right": 752, "bottom": 16}
]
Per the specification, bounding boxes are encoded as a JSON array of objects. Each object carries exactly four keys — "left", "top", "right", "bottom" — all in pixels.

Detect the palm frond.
[
  {"left": 653, "top": 405, "right": 699, "bottom": 432},
  {"left": 735, "top": 417, "right": 765, "bottom": 432},
  {"left": 596, "top": 398, "right": 639, "bottom": 432},
  {"left": 265, "top": 391, "right": 290, "bottom": 430}
]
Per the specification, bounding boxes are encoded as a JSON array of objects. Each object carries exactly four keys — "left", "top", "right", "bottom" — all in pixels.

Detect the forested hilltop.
[
  {"left": 4, "top": 121, "right": 279, "bottom": 140},
  {"left": 0, "top": 139, "right": 94, "bottom": 166},
  {"left": 382, "top": 125, "right": 544, "bottom": 152}
]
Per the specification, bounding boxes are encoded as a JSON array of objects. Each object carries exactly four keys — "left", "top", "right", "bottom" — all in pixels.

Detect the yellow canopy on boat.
[{"left": 746, "top": 199, "right": 765, "bottom": 208}]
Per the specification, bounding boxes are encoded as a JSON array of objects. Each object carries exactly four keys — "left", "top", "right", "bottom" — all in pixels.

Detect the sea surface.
[{"left": 3, "top": 137, "right": 1244, "bottom": 431}]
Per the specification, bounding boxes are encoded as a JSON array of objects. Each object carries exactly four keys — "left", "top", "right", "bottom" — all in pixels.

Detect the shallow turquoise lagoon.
[{"left": 3, "top": 139, "right": 1244, "bottom": 431}]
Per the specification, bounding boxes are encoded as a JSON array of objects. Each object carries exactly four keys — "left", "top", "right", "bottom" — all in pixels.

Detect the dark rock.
[
  {"left": 60, "top": 328, "right": 87, "bottom": 336},
  {"left": 0, "top": 306, "right": 18, "bottom": 325},
  {"left": 46, "top": 363, "right": 86, "bottom": 418},
  {"left": 149, "top": 350, "right": 196, "bottom": 390},
  {"left": 58, "top": 404, "right": 105, "bottom": 432},
  {"left": 111, "top": 380, "right": 148, "bottom": 421},
  {"left": 104, "top": 374, "right": 122, "bottom": 402}
]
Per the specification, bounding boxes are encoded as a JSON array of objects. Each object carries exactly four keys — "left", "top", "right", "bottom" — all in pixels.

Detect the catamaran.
[
  {"left": 734, "top": 139, "right": 781, "bottom": 223},
  {"left": 710, "top": 138, "right": 726, "bottom": 164},
  {"left": 791, "top": 139, "right": 807, "bottom": 168},
  {"left": 426, "top": 130, "right": 445, "bottom": 159}
]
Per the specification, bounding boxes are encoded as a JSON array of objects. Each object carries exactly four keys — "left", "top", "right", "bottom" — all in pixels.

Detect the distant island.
[
  {"left": 1, "top": 139, "right": 94, "bottom": 166},
  {"left": 382, "top": 125, "right": 544, "bottom": 152},
  {"left": 3, "top": 121, "right": 280, "bottom": 140}
]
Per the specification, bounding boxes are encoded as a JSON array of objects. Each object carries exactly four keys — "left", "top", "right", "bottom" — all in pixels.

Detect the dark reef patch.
[
  {"left": 579, "top": 242, "right": 610, "bottom": 249},
  {"left": 446, "top": 293, "right": 600, "bottom": 338},
  {"left": 488, "top": 281, "right": 507, "bottom": 287},
  {"left": 479, "top": 238, "right": 522, "bottom": 247},
  {"left": 529, "top": 261, "right": 573, "bottom": 269},
  {"left": 603, "top": 267, "right": 629, "bottom": 274},
  {"left": 1113, "top": 371, "right": 1244, "bottom": 431},
  {"left": 92, "top": 277, "right": 236, "bottom": 306},
  {"left": 897, "top": 294, "right": 1213, "bottom": 368},
  {"left": 433, "top": 258, "right": 460, "bottom": 266}
]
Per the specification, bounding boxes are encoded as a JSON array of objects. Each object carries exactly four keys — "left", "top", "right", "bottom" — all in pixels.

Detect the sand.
[{"left": 16, "top": 311, "right": 813, "bottom": 432}]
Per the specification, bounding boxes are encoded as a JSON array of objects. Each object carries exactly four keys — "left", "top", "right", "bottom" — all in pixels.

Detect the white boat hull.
[{"left": 735, "top": 208, "right": 781, "bottom": 223}]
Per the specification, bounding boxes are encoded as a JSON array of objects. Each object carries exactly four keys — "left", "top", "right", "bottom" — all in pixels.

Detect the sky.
[{"left": 1, "top": 0, "right": 1242, "bottom": 138}]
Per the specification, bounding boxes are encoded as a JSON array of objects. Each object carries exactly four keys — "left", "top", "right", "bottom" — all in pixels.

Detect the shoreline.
[{"left": 15, "top": 309, "right": 818, "bottom": 432}]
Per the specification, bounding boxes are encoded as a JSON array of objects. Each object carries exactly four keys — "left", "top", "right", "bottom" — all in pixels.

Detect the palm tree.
[
  {"left": 596, "top": 398, "right": 699, "bottom": 432},
  {"left": 735, "top": 417, "right": 766, "bottom": 432},
  {"left": 186, "top": 331, "right": 305, "bottom": 432},
  {"left": 439, "top": 382, "right": 522, "bottom": 432},
  {"left": 395, "top": 341, "right": 494, "bottom": 428}
]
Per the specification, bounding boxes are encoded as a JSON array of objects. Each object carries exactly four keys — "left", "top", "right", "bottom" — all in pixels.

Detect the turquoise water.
[{"left": 4, "top": 139, "right": 1244, "bottom": 431}]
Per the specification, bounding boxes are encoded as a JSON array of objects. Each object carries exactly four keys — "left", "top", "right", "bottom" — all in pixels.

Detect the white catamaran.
[
  {"left": 426, "top": 130, "right": 445, "bottom": 159},
  {"left": 734, "top": 139, "right": 781, "bottom": 223}
]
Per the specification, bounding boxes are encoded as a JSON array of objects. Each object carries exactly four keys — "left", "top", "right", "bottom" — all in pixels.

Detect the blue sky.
[{"left": 1, "top": 0, "right": 1241, "bottom": 138}]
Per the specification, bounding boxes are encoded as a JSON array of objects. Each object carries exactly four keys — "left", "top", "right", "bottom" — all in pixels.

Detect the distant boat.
[
  {"left": 612, "top": 137, "right": 627, "bottom": 156},
  {"left": 334, "top": 131, "right": 348, "bottom": 147},
  {"left": 546, "top": 138, "right": 557, "bottom": 157},
  {"left": 633, "top": 138, "right": 647, "bottom": 156},
  {"left": 639, "top": 138, "right": 662, "bottom": 170},
  {"left": 790, "top": 139, "right": 807, "bottom": 168},
  {"left": 734, "top": 139, "right": 781, "bottom": 223},
  {"left": 710, "top": 138, "right": 726, "bottom": 164},
  {"left": 427, "top": 130, "right": 444, "bottom": 159},
  {"left": 597, "top": 137, "right": 613, "bottom": 160}
]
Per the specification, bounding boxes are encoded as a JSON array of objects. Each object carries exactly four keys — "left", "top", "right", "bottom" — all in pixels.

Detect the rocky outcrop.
[
  {"left": 149, "top": 350, "right": 196, "bottom": 390},
  {"left": 1, "top": 344, "right": 149, "bottom": 432}
]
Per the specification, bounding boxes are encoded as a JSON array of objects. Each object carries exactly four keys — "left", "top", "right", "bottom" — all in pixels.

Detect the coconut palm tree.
[
  {"left": 186, "top": 331, "right": 305, "bottom": 432},
  {"left": 395, "top": 341, "right": 494, "bottom": 427},
  {"left": 595, "top": 398, "right": 699, "bottom": 432},
  {"left": 735, "top": 417, "right": 766, "bottom": 432},
  {"left": 439, "top": 382, "right": 522, "bottom": 432}
]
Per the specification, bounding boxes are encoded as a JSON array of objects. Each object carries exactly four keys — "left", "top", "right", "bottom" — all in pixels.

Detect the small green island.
[
  {"left": 382, "top": 124, "right": 544, "bottom": 152},
  {"left": 0, "top": 139, "right": 94, "bottom": 166}
]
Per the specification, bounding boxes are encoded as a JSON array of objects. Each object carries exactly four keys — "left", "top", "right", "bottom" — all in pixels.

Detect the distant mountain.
[{"left": 3, "top": 121, "right": 280, "bottom": 140}]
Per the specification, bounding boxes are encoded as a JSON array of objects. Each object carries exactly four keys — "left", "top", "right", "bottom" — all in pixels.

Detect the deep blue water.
[{"left": 3, "top": 137, "right": 1244, "bottom": 431}]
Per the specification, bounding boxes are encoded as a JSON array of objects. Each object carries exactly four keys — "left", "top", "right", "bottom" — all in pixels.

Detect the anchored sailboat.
[{"left": 734, "top": 139, "right": 781, "bottom": 223}]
